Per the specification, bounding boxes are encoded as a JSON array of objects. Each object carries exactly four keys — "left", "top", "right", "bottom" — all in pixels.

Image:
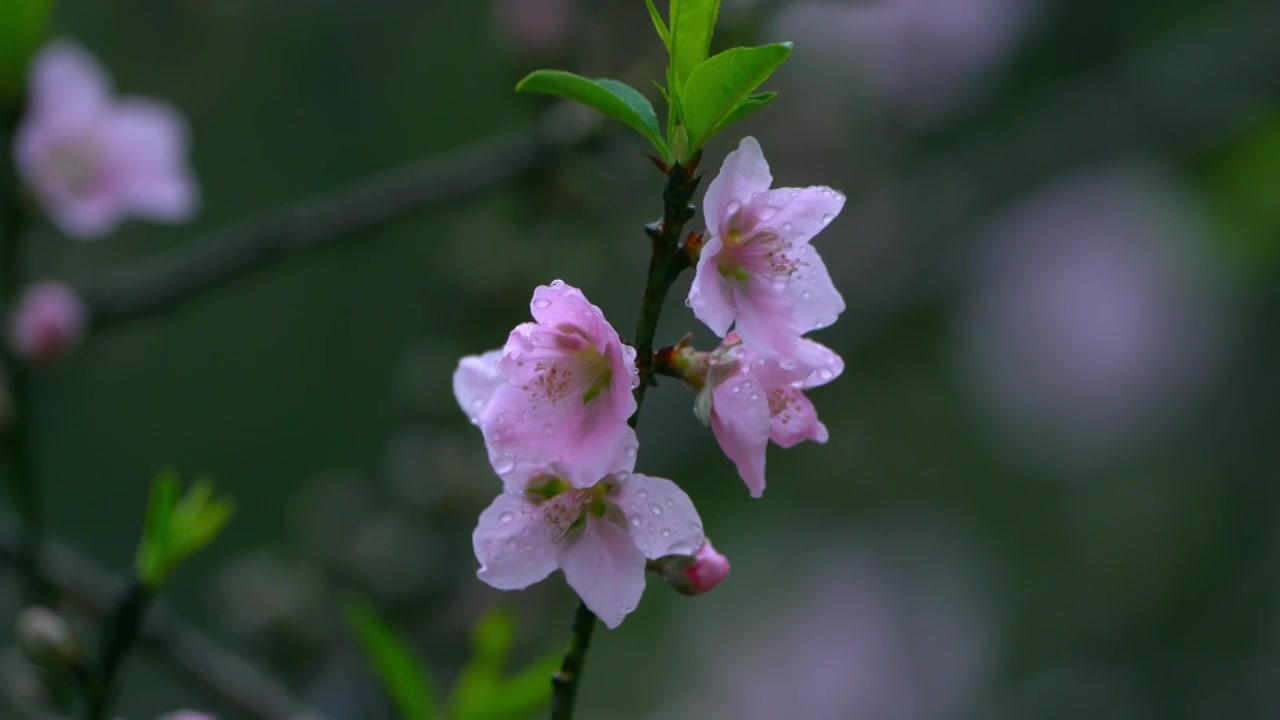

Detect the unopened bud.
[
  {"left": 9, "top": 281, "right": 87, "bottom": 365},
  {"left": 653, "top": 538, "right": 731, "bottom": 596},
  {"left": 16, "top": 606, "right": 78, "bottom": 669}
]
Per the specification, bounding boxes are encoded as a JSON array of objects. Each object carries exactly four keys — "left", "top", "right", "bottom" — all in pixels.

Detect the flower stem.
[
  {"left": 549, "top": 600, "right": 597, "bottom": 720},
  {"left": 548, "top": 157, "right": 701, "bottom": 719},
  {"left": 0, "top": 102, "right": 47, "bottom": 606}
]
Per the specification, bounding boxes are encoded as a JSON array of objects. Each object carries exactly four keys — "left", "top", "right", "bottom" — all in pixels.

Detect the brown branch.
[
  {"left": 0, "top": 528, "right": 314, "bottom": 720},
  {"left": 80, "top": 103, "right": 602, "bottom": 329}
]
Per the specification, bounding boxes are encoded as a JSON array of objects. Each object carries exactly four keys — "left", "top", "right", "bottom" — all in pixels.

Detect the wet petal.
[
  {"left": 559, "top": 519, "right": 646, "bottom": 629},
  {"left": 710, "top": 373, "right": 771, "bottom": 497},
  {"left": 613, "top": 474, "right": 703, "bottom": 559},
  {"left": 473, "top": 492, "right": 558, "bottom": 590}
]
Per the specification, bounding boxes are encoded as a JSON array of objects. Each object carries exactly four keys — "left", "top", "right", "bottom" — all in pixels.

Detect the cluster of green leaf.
[
  {"left": 347, "top": 601, "right": 562, "bottom": 720},
  {"left": 516, "top": 0, "right": 790, "bottom": 164},
  {"left": 133, "top": 471, "right": 236, "bottom": 589},
  {"left": 0, "top": 0, "right": 51, "bottom": 99}
]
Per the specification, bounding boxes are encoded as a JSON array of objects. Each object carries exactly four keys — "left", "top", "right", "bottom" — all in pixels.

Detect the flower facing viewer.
[
  {"left": 13, "top": 40, "right": 198, "bottom": 239},
  {"left": 473, "top": 468, "right": 703, "bottom": 628},
  {"left": 454, "top": 280, "right": 640, "bottom": 489}
]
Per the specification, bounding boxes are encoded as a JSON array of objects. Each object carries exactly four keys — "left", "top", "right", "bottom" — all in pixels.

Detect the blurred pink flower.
[
  {"left": 159, "top": 712, "right": 214, "bottom": 720},
  {"left": 655, "top": 525, "right": 1000, "bottom": 720},
  {"left": 473, "top": 471, "right": 703, "bottom": 628},
  {"left": 683, "top": 538, "right": 730, "bottom": 595},
  {"left": 700, "top": 334, "right": 843, "bottom": 497},
  {"left": 959, "top": 166, "right": 1230, "bottom": 462},
  {"left": 459, "top": 280, "right": 640, "bottom": 490},
  {"left": 773, "top": 0, "right": 1039, "bottom": 122},
  {"left": 688, "top": 137, "right": 846, "bottom": 356},
  {"left": 13, "top": 39, "right": 198, "bottom": 239},
  {"left": 9, "top": 281, "right": 87, "bottom": 364}
]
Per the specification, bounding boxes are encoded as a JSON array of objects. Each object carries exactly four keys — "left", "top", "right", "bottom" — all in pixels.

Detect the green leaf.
[
  {"left": 668, "top": 0, "right": 721, "bottom": 100},
  {"left": 345, "top": 598, "right": 437, "bottom": 720},
  {"left": 681, "top": 43, "right": 792, "bottom": 153},
  {"left": 134, "top": 472, "right": 234, "bottom": 588},
  {"left": 476, "top": 652, "right": 561, "bottom": 720},
  {"left": 516, "top": 70, "right": 669, "bottom": 159},
  {"left": 0, "top": 0, "right": 52, "bottom": 99},
  {"left": 645, "top": 0, "right": 670, "bottom": 50},
  {"left": 714, "top": 91, "right": 777, "bottom": 133}
]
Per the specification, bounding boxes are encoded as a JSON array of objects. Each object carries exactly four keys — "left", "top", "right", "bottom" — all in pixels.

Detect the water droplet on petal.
[
  {"left": 533, "top": 298, "right": 551, "bottom": 309},
  {"left": 801, "top": 290, "right": 813, "bottom": 300},
  {"left": 499, "top": 511, "right": 515, "bottom": 523},
  {"left": 638, "top": 489, "right": 648, "bottom": 499},
  {"left": 665, "top": 498, "right": 674, "bottom": 507},
  {"left": 726, "top": 200, "right": 743, "bottom": 217},
  {"left": 630, "top": 515, "right": 641, "bottom": 527},
  {"left": 782, "top": 222, "right": 794, "bottom": 233},
  {"left": 649, "top": 503, "right": 663, "bottom": 515},
  {"left": 757, "top": 206, "right": 778, "bottom": 221},
  {"left": 817, "top": 367, "right": 834, "bottom": 381},
  {"left": 684, "top": 297, "right": 693, "bottom": 308},
  {"left": 660, "top": 528, "right": 671, "bottom": 537},
  {"left": 625, "top": 445, "right": 637, "bottom": 459},
  {"left": 821, "top": 213, "right": 834, "bottom": 226},
  {"left": 494, "top": 455, "right": 515, "bottom": 474}
]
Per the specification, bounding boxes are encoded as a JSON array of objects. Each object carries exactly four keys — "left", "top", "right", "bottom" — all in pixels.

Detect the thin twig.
[
  {"left": 548, "top": 155, "right": 701, "bottom": 718},
  {"left": 79, "top": 104, "right": 601, "bottom": 329},
  {"left": 0, "top": 528, "right": 314, "bottom": 720}
]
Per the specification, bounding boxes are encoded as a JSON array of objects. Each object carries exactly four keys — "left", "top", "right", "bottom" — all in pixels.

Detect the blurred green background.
[{"left": 6, "top": 0, "right": 1280, "bottom": 717}]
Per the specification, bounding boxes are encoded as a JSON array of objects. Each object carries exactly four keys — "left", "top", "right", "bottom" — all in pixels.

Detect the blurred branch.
[
  {"left": 0, "top": 528, "right": 314, "bottom": 720},
  {"left": 80, "top": 104, "right": 603, "bottom": 329}
]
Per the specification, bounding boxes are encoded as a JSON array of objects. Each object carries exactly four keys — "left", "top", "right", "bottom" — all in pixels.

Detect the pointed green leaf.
[
  {"left": 668, "top": 0, "right": 721, "bottom": 99},
  {"left": 681, "top": 43, "right": 792, "bottom": 153},
  {"left": 134, "top": 471, "right": 180, "bottom": 585},
  {"left": 714, "top": 91, "right": 778, "bottom": 133},
  {"left": 516, "top": 70, "right": 669, "bottom": 159},
  {"left": 644, "top": 0, "right": 670, "bottom": 49},
  {"left": 134, "top": 473, "right": 234, "bottom": 588},
  {"left": 345, "top": 598, "right": 437, "bottom": 720}
]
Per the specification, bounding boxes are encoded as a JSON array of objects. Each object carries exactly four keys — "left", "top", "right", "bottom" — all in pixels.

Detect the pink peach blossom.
[
  {"left": 688, "top": 137, "right": 846, "bottom": 356},
  {"left": 13, "top": 40, "right": 198, "bottom": 239},
  {"left": 473, "top": 471, "right": 703, "bottom": 628},
  {"left": 464, "top": 280, "right": 640, "bottom": 490},
  {"left": 700, "top": 334, "right": 843, "bottom": 496},
  {"left": 9, "top": 281, "right": 87, "bottom": 364}
]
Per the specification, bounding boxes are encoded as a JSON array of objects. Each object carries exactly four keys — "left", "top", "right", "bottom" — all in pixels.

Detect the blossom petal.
[
  {"left": 710, "top": 373, "right": 771, "bottom": 497},
  {"left": 473, "top": 492, "right": 558, "bottom": 590},
  {"left": 768, "top": 387, "right": 829, "bottom": 448},
  {"left": 28, "top": 40, "right": 109, "bottom": 134},
  {"left": 453, "top": 349, "right": 504, "bottom": 424},
  {"left": 613, "top": 474, "right": 703, "bottom": 559},
  {"left": 703, "top": 136, "right": 773, "bottom": 237},
  {"left": 102, "top": 99, "right": 198, "bottom": 221},
  {"left": 793, "top": 338, "right": 845, "bottom": 389},
  {"left": 559, "top": 519, "right": 646, "bottom": 629},
  {"left": 688, "top": 236, "right": 736, "bottom": 338},
  {"left": 754, "top": 185, "right": 845, "bottom": 246},
  {"left": 782, "top": 245, "right": 845, "bottom": 335},
  {"left": 481, "top": 387, "right": 637, "bottom": 489},
  {"left": 730, "top": 276, "right": 804, "bottom": 357},
  {"left": 529, "top": 280, "right": 610, "bottom": 341}
]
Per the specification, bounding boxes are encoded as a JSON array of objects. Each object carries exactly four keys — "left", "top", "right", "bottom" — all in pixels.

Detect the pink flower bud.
[
  {"left": 683, "top": 539, "right": 731, "bottom": 595},
  {"left": 653, "top": 538, "right": 731, "bottom": 597},
  {"left": 9, "top": 281, "right": 87, "bottom": 364}
]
